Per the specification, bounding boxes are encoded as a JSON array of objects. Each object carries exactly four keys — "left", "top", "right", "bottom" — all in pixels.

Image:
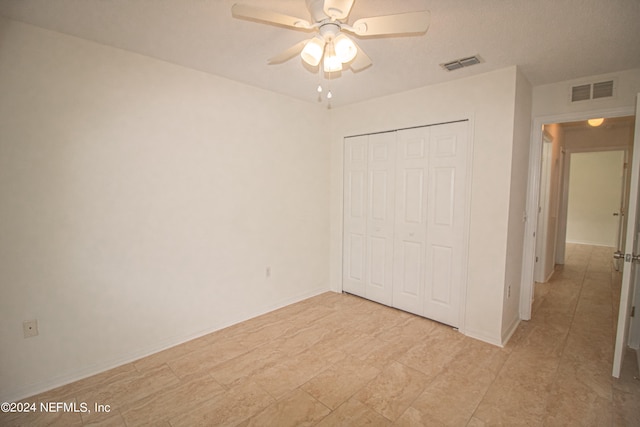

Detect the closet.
[{"left": 342, "top": 121, "right": 470, "bottom": 327}]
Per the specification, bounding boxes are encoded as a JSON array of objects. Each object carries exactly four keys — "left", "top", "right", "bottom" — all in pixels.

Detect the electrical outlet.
[
  {"left": 23, "top": 319, "right": 38, "bottom": 338},
  {"left": 508, "top": 285, "right": 511, "bottom": 298},
  {"left": 266, "top": 267, "right": 271, "bottom": 278}
]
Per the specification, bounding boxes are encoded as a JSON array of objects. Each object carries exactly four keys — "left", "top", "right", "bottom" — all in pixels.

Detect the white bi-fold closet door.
[{"left": 342, "top": 121, "right": 469, "bottom": 327}]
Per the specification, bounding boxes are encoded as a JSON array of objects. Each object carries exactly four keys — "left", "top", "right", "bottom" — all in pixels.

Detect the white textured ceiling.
[{"left": 1, "top": 0, "right": 639, "bottom": 107}]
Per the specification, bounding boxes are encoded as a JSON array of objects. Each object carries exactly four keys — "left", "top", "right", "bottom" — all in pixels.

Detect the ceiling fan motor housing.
[{"left": 319, "top": 22, "right": 341, "bottom": 41}]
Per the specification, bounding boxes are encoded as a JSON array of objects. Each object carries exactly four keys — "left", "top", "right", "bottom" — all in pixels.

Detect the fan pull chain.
[
  {"left": 316, "top": 67, "right": 324, "bottom": 102},
  {"left": 315, "top": 69, "right": 334, "bottom": 108},
  {"left": 326, "top": 71, "right": 333, "bottom": 109}
]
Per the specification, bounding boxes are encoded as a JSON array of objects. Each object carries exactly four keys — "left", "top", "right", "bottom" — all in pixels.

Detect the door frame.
[{"left": 520, "top": 106, "right": 635, "bottom": 320}]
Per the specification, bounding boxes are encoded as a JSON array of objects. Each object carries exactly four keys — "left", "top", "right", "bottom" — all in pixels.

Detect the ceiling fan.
[{"left": 231, "top": 0, "right": 430, "bottom": 73}]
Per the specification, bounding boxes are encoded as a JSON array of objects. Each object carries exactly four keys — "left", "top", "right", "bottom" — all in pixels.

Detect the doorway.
[
  {"left": 522, "top": 109, "right": 638, "bottom": 377},
  {"left": 522, "top": 112, "right": 636, "bottom": 319},
  {"left": 533, "top": 119, "right": 632, "bottom": 286}
]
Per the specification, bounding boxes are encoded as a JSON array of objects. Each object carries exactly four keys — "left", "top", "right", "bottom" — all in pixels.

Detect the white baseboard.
[
  {"left": 463, "top": 328, "right": 502, "bottom": 347},
  {"left": 565, "top": 240, "right": 615, "bottom": 248},
  {"left": 501, "top": 317, "right": 521, "bottom": 346}
]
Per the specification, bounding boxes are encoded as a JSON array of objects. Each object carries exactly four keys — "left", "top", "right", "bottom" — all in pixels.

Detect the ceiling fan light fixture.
[
  {"left": 323, "top": 54, "right": 343, "bottom": 72},
  {"left": 232, "top": 1, "right": 431, "bottom": 78},
  {"left": 301, "top": 36, "right": 325, "bottom": 66},
  {"left": 334, "top": 34, "right": 357, "bottom": 63},
  {"left": 588, "top": 118, "right": 604, "bottom": 127},
  {"left": 323, "top": 42, "right": 343, "bottom": 72}
]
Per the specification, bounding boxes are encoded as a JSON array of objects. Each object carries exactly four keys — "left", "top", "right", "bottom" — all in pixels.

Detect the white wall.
[
  {"left": 329, "top": 66, "right": 528, "bottom": 346},
  {"left": 566, "top": 151, "right": 625, "bottom": 246},
  {"left": 532, "top": 68, "right": 640, "bottom": 118},
  {"left": 0, "top": 18, "right": 331, "bottom": 402},
  {"left": 564, "top": 123, "right": 635, "bottom": 152},
  {"left": 501, "top": 68, "right": 532, "bottom": 342}
]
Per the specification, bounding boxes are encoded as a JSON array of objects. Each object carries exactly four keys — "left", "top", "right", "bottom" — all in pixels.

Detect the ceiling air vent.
[
  {"left": 593, "top": 80, "right": 614, "bottom": 99},
  {"left": 570, "top": 80, "right": 615, "bottom": 102},
  {"left": 571, "top": 84, "right": 591, "bottom": 102},
  {"left": 441, "top": 55, "right": 482, "bottom": 71}
]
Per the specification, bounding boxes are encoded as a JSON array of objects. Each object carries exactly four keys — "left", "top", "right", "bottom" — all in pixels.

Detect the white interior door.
[
  {"left": 342, "top": 135, "right": 368, "bottom": 296},
  {"left": 423, "top": 121, "right": 469, "bottom": 327},
  {"left": 393, "top": 126, "right": 429, "bottom": 315},
  {"left": 616, "top": 150, "right": 631, "bottom": 256},
  {"left": 629, "top": 266, "right": 640, "bottom": 350},
  {"left": 365, "top": 132, "right": 396, "bottom": 305},
  {"left": 534, "top": 137, "right": 553, "bottom": 282},
  {"left": 613, "top": 94, "right": 640, "bottom": 377}
]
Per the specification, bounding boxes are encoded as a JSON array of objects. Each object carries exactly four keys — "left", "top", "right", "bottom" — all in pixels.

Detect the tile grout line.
[
  {"left": 538, "top": 245, "right": 599, "bottom": 423},
  {"left": 464, "top": 348, "right": 511, "bottom": 426}
]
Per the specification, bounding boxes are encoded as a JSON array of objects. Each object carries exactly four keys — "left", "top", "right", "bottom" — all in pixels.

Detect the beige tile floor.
[{"left": 2, "top": 243, "right": 640, "bottom": 426}]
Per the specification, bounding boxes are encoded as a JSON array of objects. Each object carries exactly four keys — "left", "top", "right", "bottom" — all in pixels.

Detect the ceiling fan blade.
[
  {"left": 268, "top": 39, "right": 309, "bottom": 64},
  {"left": 232, "top": 3, "right": 313, "bottom": 30},
  {"left": 323, "top": 0, "right": 355, "bottom": 20},
  {"left": 348, "top": 11, "right": 430, "bottom": 36},
  {"left": 349, "top": 42, "right": 372, "bottom": 72}
]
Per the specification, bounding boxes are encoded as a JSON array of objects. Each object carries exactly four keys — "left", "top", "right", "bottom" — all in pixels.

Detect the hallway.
[{"left": 500, "top": 243, "right": 640, "bottom": 425}]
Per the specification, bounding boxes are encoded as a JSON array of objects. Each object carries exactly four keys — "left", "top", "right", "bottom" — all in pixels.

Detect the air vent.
[
  {"left": 593, "top": 80, "right": 614, "bottom": 99},
  {"left": 571, "top": 84, "right": 591, "bottom": 102},
  {"left": 570, "top": 80, "right": 615, "bottom": 102},
  {"left": 441, "top": 55, "right": 482, "bottom": 71}
]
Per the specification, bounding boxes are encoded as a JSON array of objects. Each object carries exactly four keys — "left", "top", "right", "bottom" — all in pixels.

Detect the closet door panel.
[
  {"left": 369, "top": 236, "right": 389, "bottom": 287},
  {"left": 346, "top": 234, "right": 365, "bottom": 284},
  {"left": 424, "top": 121, "right": 468, "bottom": 327},
  {"left": 429, "top": 245, "right": 453, "bottom": 304},
  {"left": 343, "top": 136, "right": 368, "bottom": 297},
  {"left": 393, "top": 127, "right": 429, "bottom": 315},
  {"left": 365, "top": 132, "right": 396, "bottom": 305},
  {"left": 397, "top": 240, "right": 422, "bottom": 294}
]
